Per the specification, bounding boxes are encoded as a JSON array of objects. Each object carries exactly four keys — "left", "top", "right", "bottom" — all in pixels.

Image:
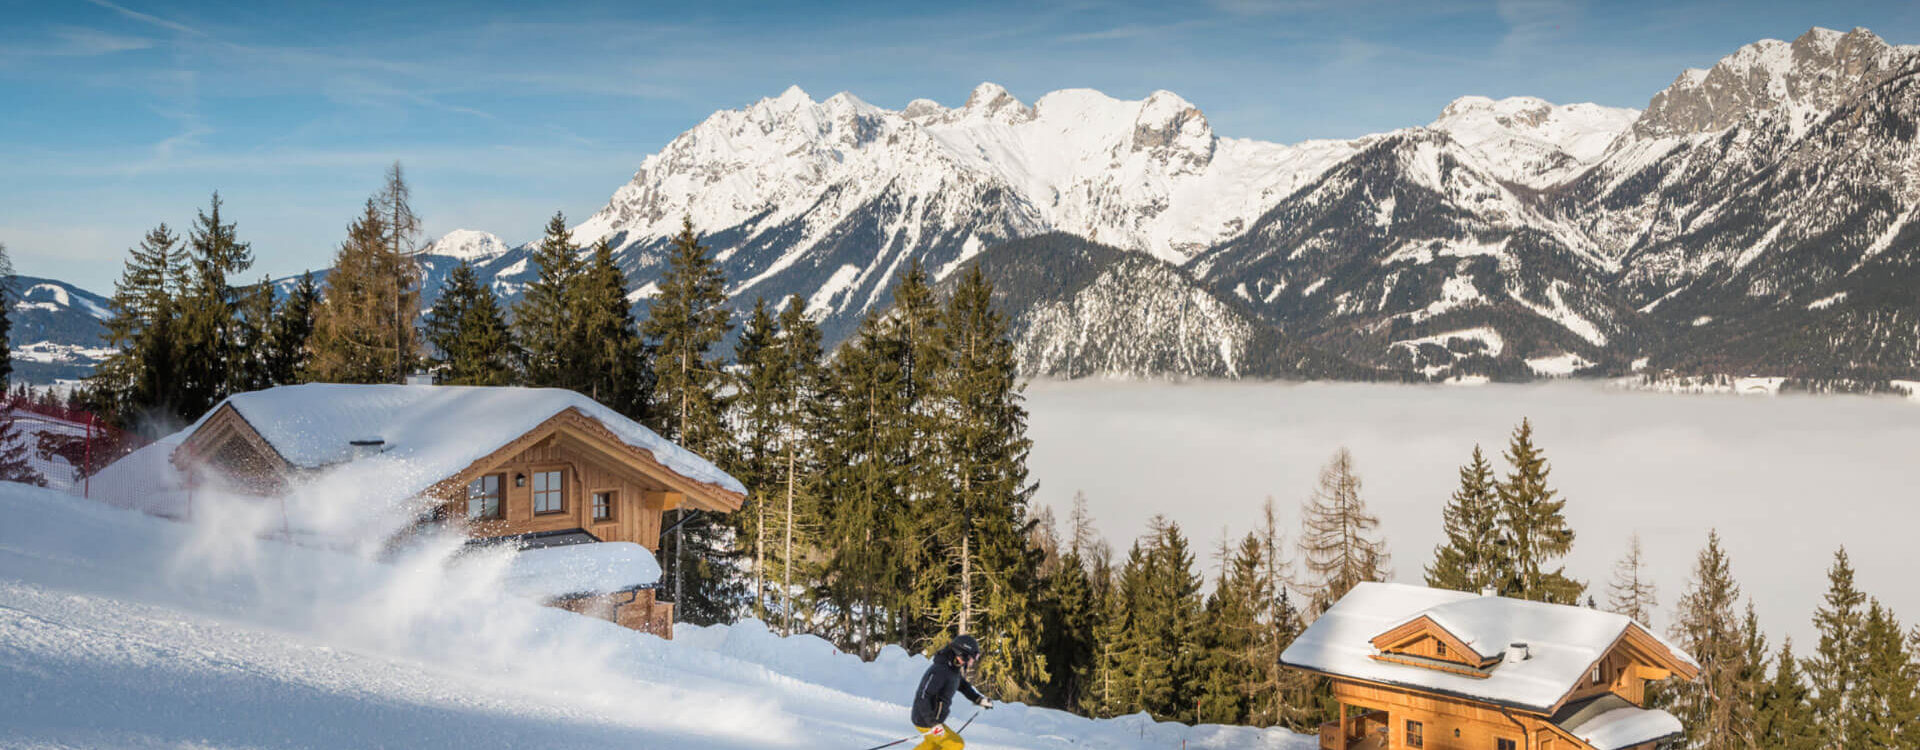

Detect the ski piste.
[{"left": 858, "top": 708, "right": 984, "bottom": 750}]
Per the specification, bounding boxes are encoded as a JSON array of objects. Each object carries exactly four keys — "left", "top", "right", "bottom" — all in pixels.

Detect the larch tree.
[
  {"left": 1607, "top": 532, "right": 1660, "bottom": 628},
  {"left": 1425, "top": 445, "right": 1501, "bottom": 593},
  {"left": 640, "top": 217, "right": 737, "bottom": 625},
  {"left": 1495, "top": 418, "right": 1582, "bottom": 604},
  {"left": 1667, "top": 530, "right": 1746, "bottom": 750},
  {"left": 375, "top": 162, "right": 423, "bottom": 384},
  {"left": 1299, "top": 447, "right": 1389, "bottom": 614},
  {"left": 1197, "top": 532, "right": 1268, "bottom": 725},
  {"left": 308, "top": 200, "right": 417, "bottom": 384},
  {"left": 425, "top": 261, "right": 518, "bottom": 386}
]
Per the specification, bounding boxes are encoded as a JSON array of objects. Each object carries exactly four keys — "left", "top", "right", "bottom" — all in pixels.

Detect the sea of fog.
[{"left": 1025, "top": 379, "right": 1920, "bottom": 650}]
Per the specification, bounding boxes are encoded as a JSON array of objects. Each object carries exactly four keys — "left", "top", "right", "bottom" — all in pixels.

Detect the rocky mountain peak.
[
  {"left": 1633, "top": 26, "right": 1911, "bottom": 139},
  {"left": 1130, "top": 89, "right": 1214, "bottom": 170},
  {"left": 419, "top": 229, "right": 512, "bottom": 262}
]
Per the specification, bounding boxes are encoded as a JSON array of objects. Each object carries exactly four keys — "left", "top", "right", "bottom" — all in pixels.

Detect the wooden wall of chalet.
[
  {"left": 1326, "top": 678, "right": 1666, "bottom": 750},
  {"left": 443, "top": 434, "right": 679, "bottom": 551}
]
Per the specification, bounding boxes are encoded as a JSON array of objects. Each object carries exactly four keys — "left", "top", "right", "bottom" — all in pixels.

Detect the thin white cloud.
[
  {"left": 79, "top": 0, "right": 203, "bottom": 37},
  {"left": 1495, "top": 0, "right": 1582, "bottom": 55}
]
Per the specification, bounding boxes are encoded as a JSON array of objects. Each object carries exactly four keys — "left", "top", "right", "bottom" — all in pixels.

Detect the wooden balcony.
[{"left": 1319, "top": 709, "right": 1390, "bottom": 750}]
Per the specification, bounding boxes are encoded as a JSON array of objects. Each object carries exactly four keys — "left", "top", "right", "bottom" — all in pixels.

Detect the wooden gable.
[
  {"left": 1370, "top": 615, "right": 1502, "bottom": 671},
  {"left": 1551, "top": 622, "right": 1700, "bottom": 711},
  {"left": 430, "top": 408, "right": 745, "bottom": 514},
  {"left": 174, "top": 404, "right": 292, "bottom": 494}
]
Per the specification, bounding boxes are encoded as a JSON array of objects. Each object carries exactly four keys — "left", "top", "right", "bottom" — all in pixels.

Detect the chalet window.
[
  {"left": 1592, "top": 664, "right": 1604, "bottom": 684},
  {"left": 1498, "top": 739, "right": 1517, "bottom": 750},
  {"left": 466, "top": 475, "right": 503, "bottom": 520},
  {"left": 533, "top": 470, "right": 565, "bottom": 514},
  {"left": 1406, "top": 720, "right": 1423, "bottom": 748},
  {"left": 1435, "top": 641, "right": 1447, "bottom": 658},
  {"left": 592, "top": 491, "right": 615, "bottom": 521}
]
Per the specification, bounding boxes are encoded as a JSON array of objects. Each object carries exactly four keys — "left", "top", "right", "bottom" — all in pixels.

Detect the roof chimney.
[
  {"left": 348, "top": 438, "right": 385, "bottom": 459},
  {"left": 1506, "top": 642, "right": 1531, "bottom": 662}
]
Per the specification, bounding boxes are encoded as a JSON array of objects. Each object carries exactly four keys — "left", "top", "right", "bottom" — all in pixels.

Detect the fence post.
[{"left": 82, "top": 414, "right": 95, "bottom": 499}]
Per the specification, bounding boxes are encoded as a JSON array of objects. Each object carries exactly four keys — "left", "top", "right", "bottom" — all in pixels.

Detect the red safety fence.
[{"left": 4, "top": 397, "right": 149, "bottom": 495}]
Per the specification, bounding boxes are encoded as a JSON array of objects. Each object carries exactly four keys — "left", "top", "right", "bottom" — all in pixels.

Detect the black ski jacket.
[{"left": 911, "top": 646, "right": 983, "bottom": 728}]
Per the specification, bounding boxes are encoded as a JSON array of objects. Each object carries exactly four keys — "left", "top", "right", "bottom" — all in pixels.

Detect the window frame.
[
  {"left": 1406, "top": 719, "right": 1423, "bottom": 749},
  {"left": 1592, "top": 663, "right": 1605, "bottom": 684},
  {"left": 531, "top": 468, "right": 567, "bottom": 515},
  {"left": 1498, "top": 738, "right": 1518, "bottom": 750},
  {"left": 466, "top": 473, "right": 505, "bottom": 521},
  {"left": 591, "top": 489, "right": 616, "bottom": 522},
  {"left": 1435, "top": 640, "right": 1448, "bottom": 658}
]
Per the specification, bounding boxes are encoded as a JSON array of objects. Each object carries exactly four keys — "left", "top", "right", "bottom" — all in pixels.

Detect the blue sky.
[{"left": 4, "top": 0, "right": 1918, "bottom": 291}]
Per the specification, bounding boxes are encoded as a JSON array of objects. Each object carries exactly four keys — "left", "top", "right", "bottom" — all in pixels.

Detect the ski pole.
[{"left": 858, "top": 709, "right": 982, "bottom": 750}]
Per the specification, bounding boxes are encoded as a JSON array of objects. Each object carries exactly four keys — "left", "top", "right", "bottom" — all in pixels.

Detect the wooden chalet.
[
  {"left": 1281, "top": 583, "right": 1699, "bottom": 750},
  {"left": 173, "top": 384, "right": 747, "bottom": 638}
]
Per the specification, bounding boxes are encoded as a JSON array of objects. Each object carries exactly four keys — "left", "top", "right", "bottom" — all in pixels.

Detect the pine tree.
[
  {"left": 1607, "top": 533, "right": 1660, "bottom": 628},
  {"left": 1248, "top": 497, "right": 1315, "bottom": 730},
  {"left": 1038, "top": 542, "right": 1098, "bottom": 712},
  {"left": 0, "top": 244, "right": 41, "bottom": 487},
  {"left": 308, "top": 200, "right": 417, "bottom": 383},
  {"left": 425, "top": 261, "right": 518, "bottom": 386},
  {"left": 733, "top": 298, "right": 782, "bottom": 620},
  {"left": 641, "top": 217, "right": 737, "bottom": 625},
  {"left": 175, "top": 193, "right": 254, "bottom": 416},
  {"left": 514, "top": 212, "right": 584, "bottom": 389},
  {"left": 1425, "top": 445, "right": 1501, "bottom": 593},
  {"left": 571, "top": 237, "right": 649, "bottom": 416},
  {"left": 1809, "top": 548, "right": 1867, "bottom": 747},
  {"left": 1495, "top": 419, "right": 1582, "bottom": 603},
  {"left": 0, "top": 243, "right": 12, "bottom": 386},
  {"left": 1299, "top": 448, "right": 1389, "bottom": 614},
  {"left": 264, "top": 272, "right": 318, "bottom": 386},
  {"left": 1667, "top": 530, "right": 1745, "bottom": 750},
  {"left": 1734, "top": 603, "right": 1770, "bottom": 747},
  {"left": 889, "top": 261, "right": 949, "bottom": 650},
  {"left": 1756, "top": 640, "right": 1820, "bottom": 750},
  {"left": 86, "top": 224, "right": 189, "bottom": 427}
]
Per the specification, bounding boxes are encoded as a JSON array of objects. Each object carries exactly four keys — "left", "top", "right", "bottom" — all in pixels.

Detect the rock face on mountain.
[{"left": 258, "top": 26, "right": 1917, "bottom": 385}]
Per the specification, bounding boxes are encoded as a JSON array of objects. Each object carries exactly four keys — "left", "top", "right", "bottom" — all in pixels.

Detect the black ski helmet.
[{"left": 950, "top": 634, "right": 981, "bottom": 660}]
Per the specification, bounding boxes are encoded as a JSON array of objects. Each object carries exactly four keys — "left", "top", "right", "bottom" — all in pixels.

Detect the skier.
[{"left": 909, "top": 634, "right": 992, "bottom": 749}]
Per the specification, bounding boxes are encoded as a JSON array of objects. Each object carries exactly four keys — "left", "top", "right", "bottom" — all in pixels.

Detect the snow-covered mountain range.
[
  {"left": 6, "top": 277, "right": 114, "bottom": 384},
  {"left": 23, "top": 26, "right": 1920, "bottom": 384}
]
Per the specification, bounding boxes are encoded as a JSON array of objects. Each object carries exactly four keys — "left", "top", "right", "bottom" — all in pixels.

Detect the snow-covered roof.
[
  {"left": 1555, "top": 695, "right": 1684, "bottom": 750},
  {"left": 500, "top": 541, "right": 663, "bottom": 600},
  {"left": 179, "top": 384, "right": 746, "bottom": 500},
  {"left": 1281, "top": 582, "right": 1696, "bottom": 714}
]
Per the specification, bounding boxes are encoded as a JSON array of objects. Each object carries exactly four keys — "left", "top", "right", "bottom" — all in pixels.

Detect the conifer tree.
[
  {"left": 733, "top": 298, "right": 782, "bottom": 620},
  {"left": 375, "top": 162, "right": 423, "bottom": 384},
  {"left": 1668, "top": 530, "right": 1745, "bottom": 750},
  {"left": 1855, "top": 601, "right": 1917, "bottom": 749},
  {"left": 0, "top": 244, "right": 41, "bottom": 487},
  {"left": 176, "top": 193, "right": 254, "bottom": 415},
  {"left": 816, "top": 310, "right": 910, "bottom": 655},
  {"left": 928, "top": 264, "right": 1045, "bottom": 699},
  {"left": 228, "top": 277, "right": 277, "bottom": 392},
  {"left": 572, "top": 237, "right": 649, "bottom": 416},
  {"left": 769, "top": 296, "right": 824, "bottom": 635},
  {"left": 264, "top": 272, "right": 318, "bottom": 386},
  {"left": 1249, "top": 497, "right": 1315, "bottom": 730},
  {"left": 1197, "top": 532, "right": 1267, "bottom": 725},
  {"left": 1299, "top": 448, "right": 1389, "bottom": 613},
  {"left": 1038, "top": 535, "right": 1098, "bottom": 712},
  {"left": 889, "top": 261, "right": 949, "bottom": 648},
  {"left": 87, "top": 224, "right": 188, "bottom": 427},
  {"left": 1495, "top": 419, "right": 1582, "bottom": 603},
  {"left": 1809, "top": 548, "right": 1867, "bottom": 748},
  {"left": 1734, "top": 603, "right": 1770, "bottom": 747},
  {"left": 0, "top": 243, "right": 12, "bottom": 386},
  {"left": 1607, "top": 533, "right": 1660, "bottom": 627},
  {"left": 641, "top": 217, "right": 737, "bottom": 625},
  {"left": 1757, "top": 640, "right": 1821, "bottom": 750},
  {"left": 308, "top": 200, "right": 417, "bottom": 383},
  {"left": 425, "top": 261, "right": 518, "bottom": 386},
  {"left": 515, "top": 212, "right": 584, "bottom": 389},
  {"left": 1425, "top": 445, "right": 1501, "bottom": 593}
]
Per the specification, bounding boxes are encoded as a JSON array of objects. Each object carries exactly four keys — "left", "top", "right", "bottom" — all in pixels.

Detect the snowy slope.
[
  {"left": 0, "top": 482, "right": 1313, "bottom": 749},
  {"left": 7, "top": 276, "right": 113, "bottom": 384}
]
